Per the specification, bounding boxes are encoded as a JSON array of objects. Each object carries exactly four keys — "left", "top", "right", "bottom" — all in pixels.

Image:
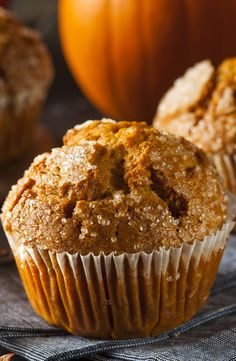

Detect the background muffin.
[
  {"left": 0, "top": 8, "right": 53, "bottom": 164},
  {"left": 1, "top": 120, "right": 231, "bottom": 339},
  {"left": 153, "top": 59, "right": 236, "bottom": 195}
]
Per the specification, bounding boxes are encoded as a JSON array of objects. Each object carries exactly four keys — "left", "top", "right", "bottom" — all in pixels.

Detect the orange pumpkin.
[{"left": 59, "top": 0, "right": 236, "bottom": 122}]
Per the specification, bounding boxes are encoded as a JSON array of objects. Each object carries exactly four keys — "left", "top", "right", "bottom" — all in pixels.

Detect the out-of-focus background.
[
  {"left": 4, "top": 0, "right": 236, "bottom": 139},
  {"left": 0, "top": 0, "right": 102, "bottom": 213},
  {"left": 1, "top": 0, "right": 236, "bottom": 199},
  {"left": 0, "top": 0, "right": 102, "bottom": 265},
  {"left": 7, "top": 0, "right": 236, "bottom": 132},
  {"left": 8, "top": 0, "right": 101, "bottom": 145}
]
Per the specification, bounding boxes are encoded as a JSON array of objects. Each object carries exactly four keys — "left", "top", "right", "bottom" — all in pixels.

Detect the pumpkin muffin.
[
  {"left": 0, "top": 8, "right": 53, "bottom": 164},
  {"left": 153, "top": 58, "right": 236, "bottom": 196},
  {"left": 1, "top": 119, "right": 233, "bottom": 339}
]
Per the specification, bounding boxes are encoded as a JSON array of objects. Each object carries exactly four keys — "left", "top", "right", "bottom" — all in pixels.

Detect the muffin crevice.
[{"left": 1, "top": 120, "right": 227, "bottom": 255}]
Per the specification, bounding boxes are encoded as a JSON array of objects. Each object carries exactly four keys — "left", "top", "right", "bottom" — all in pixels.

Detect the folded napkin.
[{"left": 0, "top": 235, "right": 236, "bottom": 361}]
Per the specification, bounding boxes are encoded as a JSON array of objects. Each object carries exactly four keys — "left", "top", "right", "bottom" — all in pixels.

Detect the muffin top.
[
  {"left": 0, "top": 8, "right": 53, "bottom": 113},
  {"left": 154, "top": 59, "right": 236, "bottom": 155},
  {"left": 1, "top": 119, "right": 227, "bottom": 254}
]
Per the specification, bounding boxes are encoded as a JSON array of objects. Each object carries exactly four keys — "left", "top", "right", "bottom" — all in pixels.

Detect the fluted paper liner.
[
  {"left": 6, "top": 207, "right": 235, "bottom": 339},
  {"left": 212, "top": 153, "right": 236, "bottom": 231},
  {"left": 213, "top": 154, "right": 236, "bottom": 196}
]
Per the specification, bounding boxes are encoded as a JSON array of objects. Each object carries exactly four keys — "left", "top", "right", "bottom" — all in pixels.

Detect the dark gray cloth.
[{"left": 0, "top": 236, "right": 236, "bottom": 361}]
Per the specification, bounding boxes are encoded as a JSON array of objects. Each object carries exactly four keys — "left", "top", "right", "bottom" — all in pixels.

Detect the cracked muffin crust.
[
  {"left": 1, "top": 119, "right": 227, "bottom": 255},
  {"left": 0, "top": 8, "right": 53, "bottom": 164},
  {"left": 154, "top": 59, "right": 236, "bottom": 155}
]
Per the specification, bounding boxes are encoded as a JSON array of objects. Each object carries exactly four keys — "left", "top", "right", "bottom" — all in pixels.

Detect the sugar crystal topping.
[
  {"left": 158, "top": 60, "right": 214, "bottom": 119},
  {"left": 1, "top": 119, "right": 227, "bottom": 255},
  {"left": 45, "top": 142, "right": 97, "bottom": 184},
  {"left": 154, "top": 58, "right": 236, "bottom": 155}
]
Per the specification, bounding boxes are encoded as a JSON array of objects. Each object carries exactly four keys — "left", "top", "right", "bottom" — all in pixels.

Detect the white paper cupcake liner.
[
  {"left": 212, "top": 153, "right": 236, "bottom": 231},
  {"left": 6, "top": 212, "right": 234, "bottom": 339},
  {"left": 212, "top": 153, "right": 236, "bottom": 195}
]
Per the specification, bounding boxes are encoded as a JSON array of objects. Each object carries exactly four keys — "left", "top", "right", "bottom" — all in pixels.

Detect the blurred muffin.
[
  {"left": 0, "top": 8, "right": 53, "bottom": 164},
  {"left": 1, "top": 119, "right": 232, "bottom": 339},
  {"left": 153, "top": 58, "right": 236, "bottom": 195}
]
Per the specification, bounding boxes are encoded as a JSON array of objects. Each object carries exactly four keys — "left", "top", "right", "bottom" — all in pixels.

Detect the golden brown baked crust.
[
  {"left": 0, "top": 8, "right": 53, "bottom": 163},
  {"left": 1, "top": 119, "right": 227, "bottom": 254},
  {"left": 154, "top": 59, "right": 236, "bottom": 155}
]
